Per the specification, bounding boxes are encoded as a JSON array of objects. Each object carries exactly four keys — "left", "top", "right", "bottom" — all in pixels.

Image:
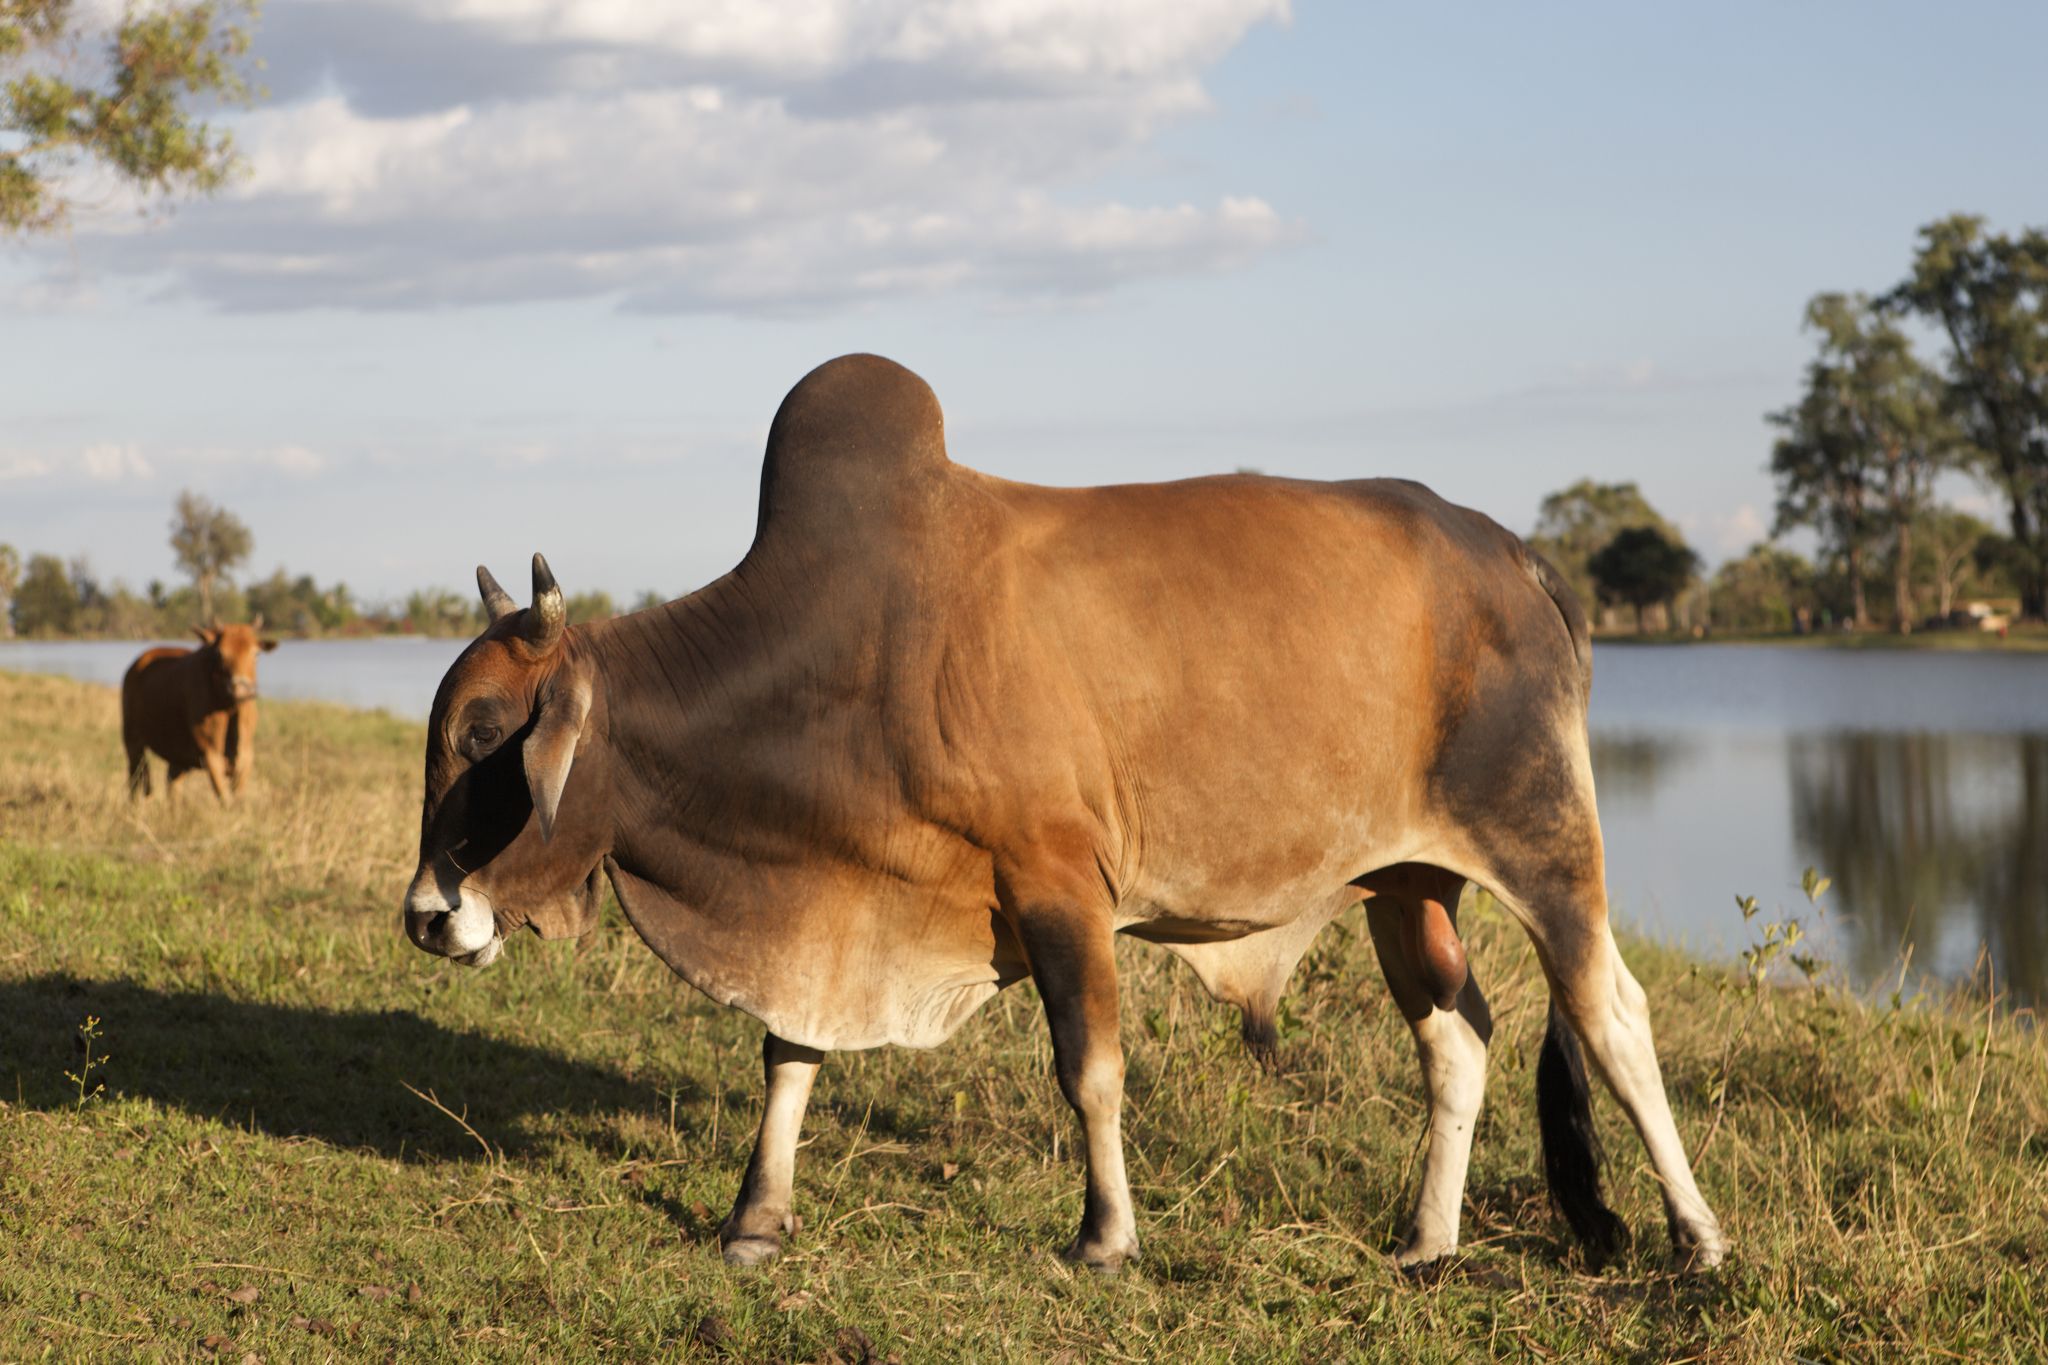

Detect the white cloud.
[
  {"left": 270, "top": 445, "right": 327, "bottom": 475},
  {"left": 43, "top": 0, "right": 1296, "bottom": 312},
  {"left": 81, "top": 443, "right": 154, "bottom": 482},
  {"left": 1715, "top": 502, "right": 1767, "bottom": 554},
  {"left": 0, "top": 455, "right": 53, "bottom": 482}
]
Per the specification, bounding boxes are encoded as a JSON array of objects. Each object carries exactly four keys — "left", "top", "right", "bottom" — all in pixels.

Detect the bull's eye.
[{"left": 462, "top": 722, "right": 502, "bottom": 759}]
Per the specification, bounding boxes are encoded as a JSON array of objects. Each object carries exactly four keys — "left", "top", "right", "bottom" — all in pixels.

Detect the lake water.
[{"left": 4, "top": 638, "right": 2043, "bottom": 1005}]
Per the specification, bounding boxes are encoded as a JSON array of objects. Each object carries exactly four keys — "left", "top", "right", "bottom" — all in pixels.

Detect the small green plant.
[
  {"left": 63, "top": 1014, "right": 110, "bottom": 1107},
  {"left": 1703, "top": 870, "right": 1834, "bottom": 1156}
]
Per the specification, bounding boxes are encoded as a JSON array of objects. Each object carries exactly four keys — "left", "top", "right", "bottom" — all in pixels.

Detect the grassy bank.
[{"left": 1, "top": 669, "right": 2043, "bottom": 1362}]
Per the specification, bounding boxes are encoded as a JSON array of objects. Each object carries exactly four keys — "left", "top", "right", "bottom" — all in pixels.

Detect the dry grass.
[{"left": 1, "top": 667, "right": 2044, "bottom": 1362}]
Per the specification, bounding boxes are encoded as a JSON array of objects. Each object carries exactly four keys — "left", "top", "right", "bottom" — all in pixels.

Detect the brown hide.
[
  {"left": 122, "top": 623, "right": 278, "bottom": 801},
  {"left": 408, "top": 354, "right": 1593, "bottom": 1050}
]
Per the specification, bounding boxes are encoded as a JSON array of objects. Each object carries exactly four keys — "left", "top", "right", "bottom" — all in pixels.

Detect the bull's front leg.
[
  {"left": 229, "top": 702, "right": 257, "bottom": 794},
  {"left": 1004, "top": 861, "right": 1138, "bottom": 1273},
  {"left": 719, "top": 1032, "right": 823, "bottom": 1267},
  {"left": 199, "top": 748, "right": 234, "bottom": 804}
]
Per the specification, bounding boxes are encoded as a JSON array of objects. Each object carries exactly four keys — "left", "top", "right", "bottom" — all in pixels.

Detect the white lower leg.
[
  {"left": 1397, "top": 984, "right": 1491, "bottom": 1265},
  {"left": 721, "top": 1034, "right": 822, "bottom": 1266},
  {"left": 1069, "top": 1053, "right": 1139, "bottom": 1267},
  {"left": 1580, "top": 947, "right": 1726, "bottom": 1265}
]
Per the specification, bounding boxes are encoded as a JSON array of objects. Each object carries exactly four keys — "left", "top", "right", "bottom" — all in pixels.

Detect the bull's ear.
[
  {"left": 523, "top": 673, "right": 591, "bottom": 842},
  {"left": 260, "top": 638, "right": 279, "bottom": 653}
]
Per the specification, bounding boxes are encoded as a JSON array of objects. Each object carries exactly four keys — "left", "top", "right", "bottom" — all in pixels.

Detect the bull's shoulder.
[
  {"left": 123, "top": 647, "right": 193, "bottom": 694},
  {"left": 128, "top": 646, "right": 192, "bottom": 672}
]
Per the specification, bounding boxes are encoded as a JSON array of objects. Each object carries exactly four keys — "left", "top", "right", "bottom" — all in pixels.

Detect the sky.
[{"left": 4, "top": 0, "right": 2046, "bottom": 605}]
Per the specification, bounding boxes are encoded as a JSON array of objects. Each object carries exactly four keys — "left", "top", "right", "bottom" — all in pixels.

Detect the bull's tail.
[{"left": 1535, "top": 1001, "right": 1629, "bottom": 1264}]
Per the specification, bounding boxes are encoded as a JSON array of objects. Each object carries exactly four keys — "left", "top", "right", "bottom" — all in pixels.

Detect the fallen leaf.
[
  {"left": 836, "top": 1325, "right": 876, "bottom": 1362},
  {"left": 241, "top": 1354, "right": 262, "bottom": 1365},
  {"left": 775, "top": 1291, "right": 811, "bottom": 1312},
  {"left": 199, "top": 1334, "right": 233, "bottom": 1355},
  {"left": 405, "top": 1282, "right": 424, "bottom": 1304},
  {"left": 74, "top": 1290, "right": 98, "bottom": 1305},
  {"left": 358, "top": 1285, "right": 393, "bottom": 1302},
  {"left": 621, "top": 1166, "right": 646, "bottom": 1187},
  {"left": 689, "top": 1201, "right": 714, "bottom": 1224},
  {"left": 226, "top": 1285, "right": 260, "bottom": 1305},
  {"left": 940, "top": 1163, "right": 960, "bottom": 1181}
]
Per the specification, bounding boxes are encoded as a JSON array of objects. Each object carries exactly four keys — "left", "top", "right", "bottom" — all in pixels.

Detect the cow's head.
[
  {"left": 193, "top": 618, "right": 278, "bottom": 705},
  {"left": 404, "top": 554, "right": 610, "bottom": 968}
]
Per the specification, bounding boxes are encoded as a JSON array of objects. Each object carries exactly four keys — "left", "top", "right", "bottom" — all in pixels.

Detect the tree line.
[
  {"left": 1533, "top": 214, "right": 2045, "bottom": 635},
  {"left": 0, "top": 491, "right": 657, "bottom": 639}
]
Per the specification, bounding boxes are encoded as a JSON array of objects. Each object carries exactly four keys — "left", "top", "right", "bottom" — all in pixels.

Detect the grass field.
[{"left": 2, "top": 667, "right": 2044, "bottom": 1363}]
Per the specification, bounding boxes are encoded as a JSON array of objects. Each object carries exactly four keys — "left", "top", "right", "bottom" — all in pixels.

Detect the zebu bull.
[
  {"left": 404, "top": 354, "right": 1726, "bottom": 1273},
  {"left": 122, "top": 618, "right": 277, "bottom": 802}
]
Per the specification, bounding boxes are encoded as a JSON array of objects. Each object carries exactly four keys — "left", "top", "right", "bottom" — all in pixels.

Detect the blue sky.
[{"left": 4, "top": 1, "right": 2044, "bottom": 605}]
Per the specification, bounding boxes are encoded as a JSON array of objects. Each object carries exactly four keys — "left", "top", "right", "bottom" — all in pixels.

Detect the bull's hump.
[{"left": 755, "top": 354, "right": 952, "bottom": 535}]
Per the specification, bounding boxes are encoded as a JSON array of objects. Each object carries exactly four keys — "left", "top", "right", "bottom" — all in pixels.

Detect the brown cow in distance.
[
  {"left": 404, "top": 355, "right": 1727, "bottom": 1277},
  {"left": 122, "top": 618, "right": 278, "bottom": 802}
]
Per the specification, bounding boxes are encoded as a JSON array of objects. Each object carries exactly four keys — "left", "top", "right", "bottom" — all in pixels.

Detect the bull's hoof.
[
  {"left": 1671, "top": 1225, "right": 1729, "bottom": 1274},
  {"left": 1062, "top": 1234, "right": 1140, "bottom": 1276},
  {"left": 719, "top": 1233, "right": 783, "bottom": 1268},
  {"left": 1392, "top": 1231, "right": 1460, "bottom": 1279}
]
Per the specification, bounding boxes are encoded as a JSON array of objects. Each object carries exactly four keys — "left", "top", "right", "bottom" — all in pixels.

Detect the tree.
[
  {"left": 0, "top": 541, "right": 18, "bottom": 637},
  {"left": 1884, "top": 216, "right": 2048, "bottom": 620},
  {"left": 1709, "top": 542, "right": 1814, "bottom": 633},
  {"left": 12, "top": 551, "right": 75, "bottom": 634},
  {"left": 1588, "top": 525, "right": 1699, "bottom": 633},
  {"left": 2, "top": 0, "right": 257, "bottom": 235},
  {"left": 1528, "top": 479, "right": 1682, "bottom": 629},
  {"left": 168, "top": 489, "right": 252, "bottom": 621},
  {"left": 565, "top": 590, "right": 617, "bottom": 626},
  {"left": 1769, "top": 294, "right": 1952, "bottom": 632},
  {"left": 1909, "top": 507, "right": 1996, "bottom": 620}
]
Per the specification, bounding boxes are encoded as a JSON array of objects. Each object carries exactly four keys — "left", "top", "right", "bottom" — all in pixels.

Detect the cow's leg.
[
  {"left": 199, "top": 748, "right": 232, "bottom": 804},
  {"left": 1361, "top": 866, "right": 1491, "bottom": 1270},
  {"left": 1001, "top": 857, "right": 1136, "bottom": 1272},
  {"left": 125, "top": 744, "right": 151, "bottom": 800},
  {"left": 1524, "top": 886, "right": 1726, "bottom": 1269},
  {"left": 229, "top": 703, "right": 255, "bottom": 793},
  {"left": 719, "top": 1032, "right": 823, "bottom": 1267}
]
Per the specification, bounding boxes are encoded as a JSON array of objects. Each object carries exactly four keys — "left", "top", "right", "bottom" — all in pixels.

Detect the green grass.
[{"left": 1, "top": 668, "right": 2044, "bottom": 1362}]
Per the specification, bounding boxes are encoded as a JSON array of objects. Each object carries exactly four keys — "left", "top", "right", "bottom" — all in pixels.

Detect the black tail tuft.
[
  {"left": 1239, "top": 1006, "right": 1280, "bottom": 1071},
  {"left": 1536, "top": 1003, "right": 1630, "bottom": 1265}
]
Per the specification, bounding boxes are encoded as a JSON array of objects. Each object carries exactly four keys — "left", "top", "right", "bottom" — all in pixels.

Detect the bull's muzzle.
[{"left": 404, "top": 879, "right": 502, "bottom": 967}]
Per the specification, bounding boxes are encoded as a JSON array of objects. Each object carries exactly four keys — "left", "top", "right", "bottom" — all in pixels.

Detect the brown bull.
[
  {"left": 122, "top": 619, "right": 277, "bottom": 801},
  {"left": 404, "top": 354, "right": 1726, "bottom": 1275}
]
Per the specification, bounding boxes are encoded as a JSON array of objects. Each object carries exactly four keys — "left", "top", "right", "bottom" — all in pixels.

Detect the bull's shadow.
[{"left": 0, "top": 974, "right": 681, "bottom": 1160}]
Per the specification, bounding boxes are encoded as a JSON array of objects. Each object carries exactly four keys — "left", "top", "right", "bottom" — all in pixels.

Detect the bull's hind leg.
[
  {"left": 1500, "top": 846, "right": 1727, "bottom": 1269},
  {"left": 1359, "top": 864, "right": 1492, "bottom": 1269},
  {"left": 999, "top": 845, "right": 1138, "bottom": 1272},
  {"left": 720, "top": 1032, "right": 823, "bottom": 1267},
  {"left": 125, "top": 744, "right": 152, "bottom": 799}
]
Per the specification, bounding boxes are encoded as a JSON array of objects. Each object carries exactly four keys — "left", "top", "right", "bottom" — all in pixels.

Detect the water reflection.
[{"left": 1787, "top": 732, "right": 2047, "bottom": 1003}]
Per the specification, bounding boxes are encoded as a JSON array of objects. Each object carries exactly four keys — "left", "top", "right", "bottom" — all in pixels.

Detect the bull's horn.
[
  {"left": 476, "top": 565, "right": 518, "bottom": 623},
  {"left": 249, "top": 612, "right": 264, "bottom": 632},
  {"left": 523, "top": 552, "right": 566, "bottom": 649}
]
